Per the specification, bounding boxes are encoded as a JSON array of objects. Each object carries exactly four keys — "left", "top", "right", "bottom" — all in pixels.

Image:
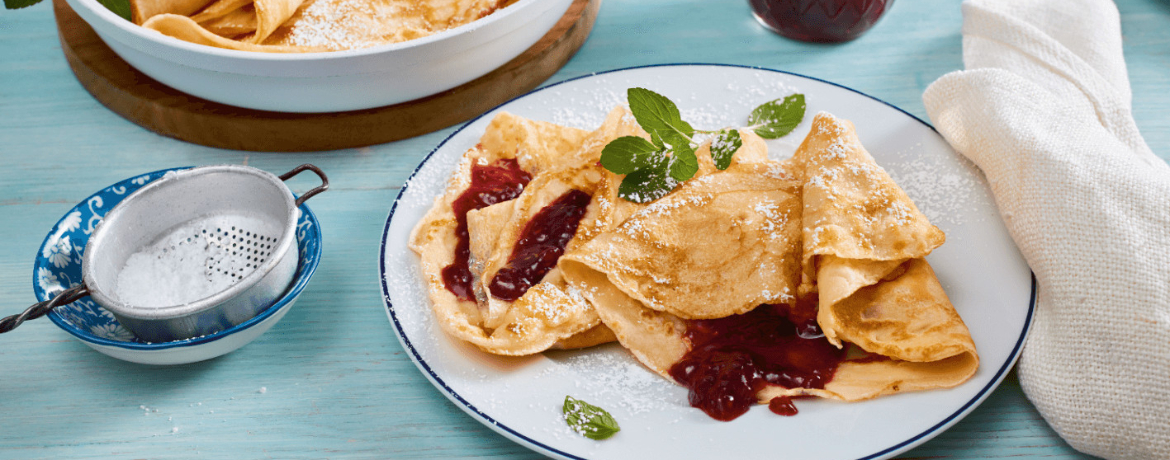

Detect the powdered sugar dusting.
[
  {"left": 538, "top": 348, "right": 683, "bottom": 416},
  {"left": 887, "top": 142, "right": 990, "bottom": 228}
]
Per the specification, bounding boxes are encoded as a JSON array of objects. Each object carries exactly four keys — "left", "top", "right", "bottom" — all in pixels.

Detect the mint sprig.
[
  {"left": 563, "top": 396, "right": 620, "bottom": 440},
  {"left": 600, "top": 88, "right": 806, "bottom": 203}
]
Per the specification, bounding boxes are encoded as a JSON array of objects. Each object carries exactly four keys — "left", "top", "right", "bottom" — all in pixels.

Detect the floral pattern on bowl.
[{"left": 33, "top": 167, "right": 322, "bottom": 350}]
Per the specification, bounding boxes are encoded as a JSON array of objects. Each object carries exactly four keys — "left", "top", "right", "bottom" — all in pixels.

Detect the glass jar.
[{"left": 749, "top": 0, "right": 894, "bottom": 43}]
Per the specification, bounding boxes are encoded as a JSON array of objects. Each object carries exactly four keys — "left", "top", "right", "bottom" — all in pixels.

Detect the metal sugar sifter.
[{"left": 0, "top": 164, "right": 328, "bottom": 343}]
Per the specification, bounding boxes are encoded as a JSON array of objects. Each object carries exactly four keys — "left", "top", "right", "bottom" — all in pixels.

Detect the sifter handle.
[
  {"left": 0, "top": 284, "right": 89, "bottom": 334},
  {"left": 279, "top": 164, "right": 330, "bottom": 207}
]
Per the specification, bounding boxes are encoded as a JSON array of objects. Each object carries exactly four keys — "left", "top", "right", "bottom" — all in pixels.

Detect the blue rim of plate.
[
  {"left": 35, "top": 166, "right": 323, "bottom": 350},
  {"left": 378, "top": 63, "right": 1038, "bottom": 460}
]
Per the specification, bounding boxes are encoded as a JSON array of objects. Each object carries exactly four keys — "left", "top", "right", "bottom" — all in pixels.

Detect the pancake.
[
  {"left": 409, "top": 112, "right": 599, "bottom": 355},
  {"left": 794, "top": 112, "right": 946, "bottom": 300},
  {"left": 130, "top": 0, "right": 215, "bottom": 24},
  {"left": 562, "top": 160, "right": 802, "bottom": 320},
  {"left": 136, "top": 0, "right": 512, "bottom": 51},
  {"left": 793, "top": 113, "right": 974, "bottom": 378},
  {"left": 471, "top": 165, "right": 606, "bottom": 330},
  {"left": 560, "top": 111, "right": 978, "bottom": 415}
]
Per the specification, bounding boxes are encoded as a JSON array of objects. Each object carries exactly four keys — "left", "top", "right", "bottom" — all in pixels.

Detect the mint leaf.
[
  {"left": 710, "top": 129, "right": 742, "bottom": 170},
  {"left": 97, "top": 0, "right": 132, "bottom": 21},
  {"left": 4, "top": 0, "right": 44, "bottom": 9},
  {"left": 600, "top": 136, "right": 657, "bottom": 174},
  {"left": 667, "top": 143, "right": 698, "bottom": 182},
  {"left": 618, "top": 159, "right": 675, "bottom": 204},
  {"left": 628, "top": 87, "right": 694, "bottom": 141},
  {"left": 750, "top": 94, "right": 805, "bottom": 139},
  {"left": 650, "top": 131, "right": 666, "bottom": 150},
  {"left": 563, "top": 396, "right": 620, "bottom": 440},
  {"left": 599, "top": 87, "right": 805, "bottom": 203}
]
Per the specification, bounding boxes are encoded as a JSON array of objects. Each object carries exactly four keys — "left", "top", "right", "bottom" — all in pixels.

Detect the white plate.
[{"left": 379, "top": 64, "right": 1034, "bottom": 460}]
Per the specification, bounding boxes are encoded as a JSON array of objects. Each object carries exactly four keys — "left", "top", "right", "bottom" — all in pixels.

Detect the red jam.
[
  {"left": 441, "top": 158, "right": 531, "bottom": 301},
  {"left": 668, "top": 302, "right": 845, "bottom": 421},
  {"left": 768, "top": 396, "right": 799, "bottom": 416},
  {"left": 489, "top": 189, "right": 592, "bottom": 301}
]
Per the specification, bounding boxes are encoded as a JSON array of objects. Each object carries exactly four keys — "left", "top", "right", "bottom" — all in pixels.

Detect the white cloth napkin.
[{"left": 922, "top": 0, "right": 1170, "bottom": 458}]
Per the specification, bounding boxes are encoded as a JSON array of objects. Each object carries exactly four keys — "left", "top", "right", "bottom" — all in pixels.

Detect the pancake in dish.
[{"left": 133, "top": 0, "right": 513, "bottom": 52}]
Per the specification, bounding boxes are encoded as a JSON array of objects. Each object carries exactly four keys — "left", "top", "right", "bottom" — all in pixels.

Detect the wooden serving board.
[{"left": 53, "top": 0, "right": 599, "bottom": 152}]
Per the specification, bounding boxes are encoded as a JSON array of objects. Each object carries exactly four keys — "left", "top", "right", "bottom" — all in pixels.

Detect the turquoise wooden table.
[{"left": 2, "top": 0, "right": 1167, "bottom": 458}]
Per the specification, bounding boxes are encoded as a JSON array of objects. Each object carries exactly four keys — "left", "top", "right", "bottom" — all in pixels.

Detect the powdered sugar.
[{"left": 887, "top": 142, "right": 989, "bottom": 228}]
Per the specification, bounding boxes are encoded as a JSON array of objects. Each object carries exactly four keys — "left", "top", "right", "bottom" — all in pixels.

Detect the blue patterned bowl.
[{"left": 33, "top": 167, "right": 322, "bottom": 365}]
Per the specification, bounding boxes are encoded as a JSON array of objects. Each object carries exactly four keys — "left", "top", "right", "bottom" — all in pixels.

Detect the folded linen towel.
[{"left": 922, "top": 1, "right": 1170, "bottom": 458}]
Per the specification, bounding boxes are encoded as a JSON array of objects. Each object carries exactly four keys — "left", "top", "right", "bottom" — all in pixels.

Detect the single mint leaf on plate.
[
  {"left": 4, "top": 0, "right": 44, "bottom": 10},
  {"left": 628, "top": 87, "right": 694, "bottom": 141},
  {"left": 667, "top": 143, "right": 698, "bottom": 182},
  {"left": 563, "top": 396, "right": 620, "bottom": 440},
  {"left": 600, "top": 136, "right": 658, "bottom": 174},
  {"left": 710, "top": 129, "right": 742, "bottom": 170},
  {"left": 618, "top": 160, "right": 675, "bottom": 204},
  {"left": 750, "top": 93, "right": 806, "bottom": 139}
]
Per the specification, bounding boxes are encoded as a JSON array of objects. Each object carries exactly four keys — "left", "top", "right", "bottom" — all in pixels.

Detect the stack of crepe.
[
  {"left": 130, "top": 0, "right": 512, "bottom": 51},
  {"left": 411, "top": 108, "right": 978, "bottom": 412}
]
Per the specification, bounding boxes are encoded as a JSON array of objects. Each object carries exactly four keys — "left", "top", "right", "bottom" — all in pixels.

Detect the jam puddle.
[{"left": 668, "top": 302, "right": 845, "bottom": 421}]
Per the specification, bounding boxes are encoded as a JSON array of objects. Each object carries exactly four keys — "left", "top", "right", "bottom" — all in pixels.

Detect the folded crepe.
[
  {"left": 130, "top": 0, "right": 215, "bottom": 24},
  {"left": 775, "top": 112, "right": 977, "bottom": 400},
  {"left": 468, "top": 165, "right": 607, "bottom": 331},
  {"left": 561, "top": 112, "right": 978, "bottom": 411},
  {"left": 562, "top": 160, "right": 802, "bottom": 320},
  {"left": 410, "top": 112, "right": 607, "bottom": 355}
]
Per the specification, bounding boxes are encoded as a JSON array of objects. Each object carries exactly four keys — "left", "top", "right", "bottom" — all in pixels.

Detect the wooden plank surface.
[{"left": 3, "top": 0, "right": 1168, "bottom": 458}]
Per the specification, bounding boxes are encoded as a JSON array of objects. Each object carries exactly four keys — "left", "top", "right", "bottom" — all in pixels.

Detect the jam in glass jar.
[{"left": 749, "top": 0, "right": 894, "bottom": 43}]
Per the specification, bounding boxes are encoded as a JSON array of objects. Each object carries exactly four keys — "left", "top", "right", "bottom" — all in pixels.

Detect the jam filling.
[
  {"left": 441, "top": 158, "right": 531, "bottom": 301},
  {"left": 668, "top": 301, "right": 845, "bottom": 421},
  {"left": 489, "top": 189, "right": 592, "bottom": 301}
]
